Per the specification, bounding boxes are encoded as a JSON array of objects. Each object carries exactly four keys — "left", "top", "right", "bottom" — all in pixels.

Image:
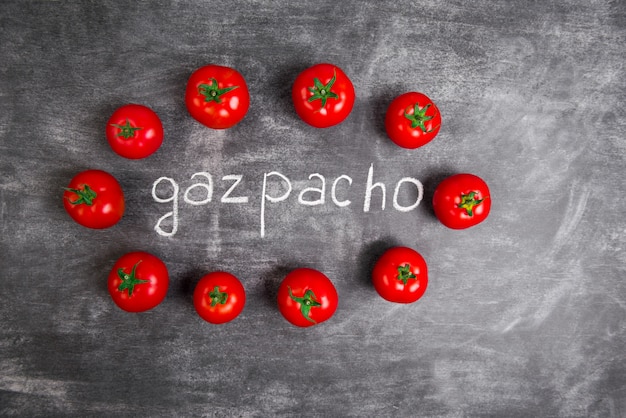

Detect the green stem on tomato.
[
  {"left": 404, "top": 103, "right": 435, "bottom": 133},
  {"left": 288, "top": 286, "right": 320, "bottom": 323},
  {"left": 64, "top": 184, "right": 97, "bottom": 206},
  {"left": 209, "top": 286, "right": 229, "bottom": 307},
  {"left": 117, "top": 261, "right": 148, "bottom": 297},
  {"left": 307, "top": 69, "right": 339, "bottom": 109},
  {"left": 396, "top": 264, "right": 416, "bottom": 285},
  {"left": 110, "top": 119, "right": 142, "bottom": 139},
  {"left": 198, "top": 78, "right": 239, "bottom": 104},
  {"left": 458, "top": 191, "right": 484, "bottom": 217}
]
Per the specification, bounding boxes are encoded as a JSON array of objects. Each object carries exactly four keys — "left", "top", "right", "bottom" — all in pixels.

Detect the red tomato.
[
  {"left": 105, "top": 104, "right": 164, "bottom": 159},
  {"left": 277, "top": 268, "right": 338, "bottom": 327},
  {"left": 432, "top": 173, "right": 491, "bottom": 229},
  {"left": 292, "top": 63, "right": 355, "bottom": 128},
  {"left": 385, "top": 92, "right": 441, "bottom": 149},
  {"left": 63, "top": 169, "right": 125, "bottom": 229},
  {"left": 193, "top": 271, "right": 246, "bottom": 324},
  {"left": 185, "top": 64, "right": 250, "bottom": 129},
  {"left": 372, "top": 247, "right": 428, "bottom": 304},
  {"left": 108, "top": 252, "right": 169, "bottom": 312}
]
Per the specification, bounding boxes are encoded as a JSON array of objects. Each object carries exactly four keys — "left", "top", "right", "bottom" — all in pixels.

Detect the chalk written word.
[{"left": 151, "top": 163, "right": 423, "bottom": 238}]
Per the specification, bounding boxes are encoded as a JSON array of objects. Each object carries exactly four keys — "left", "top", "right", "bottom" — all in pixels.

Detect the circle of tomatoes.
[
  {"left": 193, "top": 271, "right": 246, "bottom": 324},
  {"left": 385, "top": 92, "right": 441, "bottom": 149},
  {"left": 63, "top": 169, "right": 125, "bottom": 229},
  {"left": 432, "top": 173, "right": 491, "bottom": 229},
  {"left": 105, "top": 104, "right": 164, "bottom": 159},
  {"left": 185, "top": 64, "right": 250, "bottom": 129},
  {"left": 372, "top": 247, "right": 428, "bottom": 304},
  {"left": 292, "top": 63, "right": 355, "bottom": 128},
  {"left": 108, "top": 251, "right": 169, "bottom": 313},
  {"left": 277, "top": 268, "right": 338, "bottom": 327}
]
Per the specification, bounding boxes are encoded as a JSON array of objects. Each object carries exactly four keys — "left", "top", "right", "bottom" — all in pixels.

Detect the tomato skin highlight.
[
  {"left": 277, "top": 268, "right": 338, "bottom": 327},
  {"left": 385, "top": 92, "right": 441, "bottom": 149},
  {"left": 108, "top": 252, "right": 169, "bottom": 313},
  {"left": 372, "top": 247, "right": 428, "bottom": 304},
  {"left": 185, "top": 64, "right": 250, "bottom": 129},
  {"left": 292, "top": 63, "right": 355, "bottom": 128},
  {"left": 63, "top": 169, "right": 125, "bottom": 229},
  {"left": 106, "top": 104, "right": 164, "bottom": 159},
  {"left": 193, "top": 271, "right": 246, "bottom": 324},
  {"left": 432, "top": 173, "right": 491, "bottom": 229}
]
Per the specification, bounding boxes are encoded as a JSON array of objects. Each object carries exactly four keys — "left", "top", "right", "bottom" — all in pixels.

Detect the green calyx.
[
  {"left": 208, "top": 286, "right": 228, "bottom": 307},
  {"left": 64, "top": 184, "right": 97, "bottom": 206},
  {"left": 396, "top": 264, "right": 417, "bottom": 285},
  {"left": 288, "top": 286, "right": 320, "bottom": 323},
  {"left": 308, "top": 69, "right": 339, "bottom": 109},
  {"left": 110, "top": 119, "right": 142, "bottom": 139},
  {"left": 117, "top": 261, "right": 148, "bottom": 297},
  {"left": 198, "top": 78, "right": 239, "bottom": 103},
  {"left": 458, "top": 191, "right": 484, "bottom": 217},
  {"left": 404, "top": 103, "right": 435, "bottom": 133}
]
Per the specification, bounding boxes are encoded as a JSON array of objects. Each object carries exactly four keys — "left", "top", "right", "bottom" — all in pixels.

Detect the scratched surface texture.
[{"left": 1, "top": 0, "right": 625, "bottom": 416}]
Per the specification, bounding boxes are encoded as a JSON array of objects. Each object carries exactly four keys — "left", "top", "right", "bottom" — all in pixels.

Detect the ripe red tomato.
[
  {"left": 193, "top": 271, "right": 246, "bottom": 324},
  {"left": 432, "top": 173, "right": 491, "bottom": 229},
  {"left": 292, "top": 63, "right": 355, "bottom": 128},
  {"left": 372, "top": 247, "right": 428, "bottom": 304},
  {"left": 63, "top": 169, "right": 125, "bottom": 229},
  {"left": 277, "top": 268, "right": 338, "bottom": 327},
  {"left": 108, "top": 251, "right": 169, "bottom": 312},
  {"left": 385, "top": 92, "right": 441, "bottom": 149},
  {"left": 185, "top": 64, "right": 250, "bottom": 129},
  {"left": 105, "top": 104, "right": 164, "bottom": 159}
]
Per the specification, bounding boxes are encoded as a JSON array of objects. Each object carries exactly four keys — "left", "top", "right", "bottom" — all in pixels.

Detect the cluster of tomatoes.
[{"left": 62, "top": 63, "right": 491, "bottom": 327}]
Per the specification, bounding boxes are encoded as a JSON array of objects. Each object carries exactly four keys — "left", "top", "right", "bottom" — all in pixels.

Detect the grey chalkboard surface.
[{"left": 1, "top": 1, "right": 625, "bottom": 416}]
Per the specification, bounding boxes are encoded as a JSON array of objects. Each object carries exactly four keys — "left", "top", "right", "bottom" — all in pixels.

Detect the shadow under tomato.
[
  {"left": 370, "top": 87, "right": 401, "bottom": 139},
  {"left": 170, "top": 266, "right": 206, "bottom": 315},
  {"left": 421, "top": 168, "right": 458, "bottom": 221},
  {"left": 260, "top": 263, "right": 302, "bottom": 309},
  {"left": 356, "top": 237, "right": 400, "bottom": 289},
  {"left": 176, "top": 267, "right": 206, "bottom": 297},
  {"left": 266, "top": 60, "right": 313, "bottom": 124}
]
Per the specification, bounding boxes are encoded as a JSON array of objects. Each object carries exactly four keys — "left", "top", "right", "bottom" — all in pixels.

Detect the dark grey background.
[{"left": 1, "top": 0, "right": 625, "bottom": 416}]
